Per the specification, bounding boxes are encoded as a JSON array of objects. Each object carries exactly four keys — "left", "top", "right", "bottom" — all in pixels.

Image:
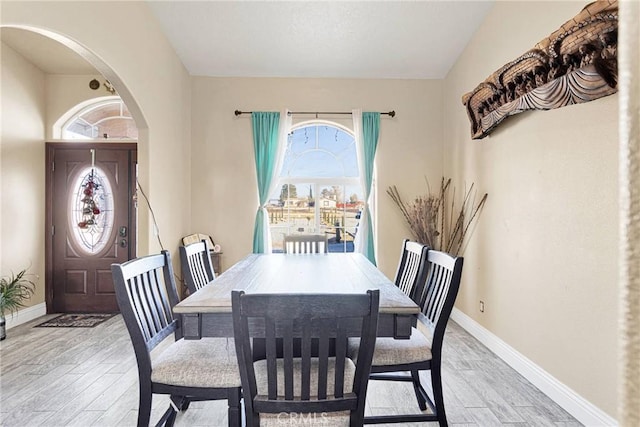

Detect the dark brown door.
[{"left": 46, "top": 143, "right": 136, "bottom": 313}]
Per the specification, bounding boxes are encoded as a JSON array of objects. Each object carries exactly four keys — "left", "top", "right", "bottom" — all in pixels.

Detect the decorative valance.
[{"left": 462, "top": 0, "right": 618, "bottom": 140}]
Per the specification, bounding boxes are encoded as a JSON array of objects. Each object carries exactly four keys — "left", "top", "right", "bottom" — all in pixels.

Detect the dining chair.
[
  {"left": 111, "top": 251, "right": 241, "bottom": 427},
  {"left": 349, "top": 249, "right": 463, "bottom": 426},
  {"left": 283, "top": 233, "right": 329, "bottom": 254},
  {"left": 394, "top": 239, "right": 430, "bottom": 304},
  {"left": 232, "top": 289, "right": 380, "bottom": 427},
  {"left": 179, "top": 239, "right": 216, "bottom": 295}
]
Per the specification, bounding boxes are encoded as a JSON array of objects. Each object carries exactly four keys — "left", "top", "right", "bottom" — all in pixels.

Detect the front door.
[{"left": 46, "top": 143, "right": 137, "bottom": 313}]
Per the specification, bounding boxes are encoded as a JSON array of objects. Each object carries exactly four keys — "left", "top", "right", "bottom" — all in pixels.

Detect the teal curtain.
[
  {"left": 361, "top": 112, "right": 380, "bottom": 265},
  {"left": 251, "top": 112, "right": 280, "bottom": 253}
]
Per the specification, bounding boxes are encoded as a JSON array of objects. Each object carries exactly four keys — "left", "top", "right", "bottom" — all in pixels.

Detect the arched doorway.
[{"left": 0, "top": 25, "right": 149, "bottom": 314}]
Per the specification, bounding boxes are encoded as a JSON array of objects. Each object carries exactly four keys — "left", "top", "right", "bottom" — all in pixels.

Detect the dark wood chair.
[
  {"left": 232, "top": 289, "right": 380, "bottom": 427},
  {"left": 394, "top": 239, "right": 430, "bottom": 304},
  {"left": 350, "top": 250, "right": 463, "bottom": 426},
  {"left": 179, "top": 239, "right": 216, "bottom": 294},
  {"left": 111, "top": 251, "right": 241, "bottom": 427},
  {"left": 283, "top": 234, "right": 329, "bottom": 254}
]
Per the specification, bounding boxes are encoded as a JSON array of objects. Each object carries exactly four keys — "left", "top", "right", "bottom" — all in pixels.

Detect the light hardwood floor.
[{"left": 0, "top": 315, "right": 581, "bottom": 426}]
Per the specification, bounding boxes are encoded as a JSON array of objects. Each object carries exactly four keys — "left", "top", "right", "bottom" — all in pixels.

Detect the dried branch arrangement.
[{"left": 387, "top": 178, "right": 488, "bottom": 256}]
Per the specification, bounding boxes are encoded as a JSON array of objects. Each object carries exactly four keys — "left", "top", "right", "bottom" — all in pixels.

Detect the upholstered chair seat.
[
  {"left": 348, "top": 327, "right": 432, "bottom": 367},
  {"left": 152, "top": 338, "right": 240, "bottom": 389}
]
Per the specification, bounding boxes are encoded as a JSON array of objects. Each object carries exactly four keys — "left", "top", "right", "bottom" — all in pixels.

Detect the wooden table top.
[{"left": 174, "top": 253, "right": 419, "bottom": 315}]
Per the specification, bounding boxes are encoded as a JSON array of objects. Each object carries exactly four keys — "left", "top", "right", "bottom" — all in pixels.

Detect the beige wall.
[
  {"left": 190, "top": 77, "right": 443, "bottom": 277},
  {"left": 444, "top": 1, "right": 618, "bottom": 418},
  {"left": 45, "top": 74, "right": 106, "bottom": 140},
  {"left": 1, "top": 1, "right": 192, "bottom": 274},
  {"left": 1, "top": 42, "right": 46, "bottom": 307}
]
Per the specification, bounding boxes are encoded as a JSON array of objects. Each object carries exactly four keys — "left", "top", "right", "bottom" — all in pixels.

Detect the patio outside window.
[{"left": 269, "top": 122, "right": 363, "bottom": 253}]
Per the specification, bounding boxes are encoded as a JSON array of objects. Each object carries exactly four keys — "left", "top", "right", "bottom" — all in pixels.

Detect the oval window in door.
[{"left": 69, "top": 166, "right": 114, "bottom": 254}]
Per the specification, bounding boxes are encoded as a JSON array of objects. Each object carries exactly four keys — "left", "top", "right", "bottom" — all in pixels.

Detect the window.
[
  {"left": 70, "top": 166, "right": 114, "bottom": 254},
  {"left": 268, "top": 122, "right": 363, "bottom": 253},
  {"left": 61, "top": 98, "right": 137, "bottom": 140}
]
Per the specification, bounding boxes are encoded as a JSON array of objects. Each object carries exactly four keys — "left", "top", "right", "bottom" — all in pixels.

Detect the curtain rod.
[{"left": 234, "top": 110, "right": 396, "bottom": 118}]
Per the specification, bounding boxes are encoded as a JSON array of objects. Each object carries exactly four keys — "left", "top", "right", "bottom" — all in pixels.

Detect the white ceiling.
[
  {"left": 1, "top": 1, "right": 493, "bottom": 79},
  {"left": 148, "top": 1, "right": 493, "bottom": 79}
]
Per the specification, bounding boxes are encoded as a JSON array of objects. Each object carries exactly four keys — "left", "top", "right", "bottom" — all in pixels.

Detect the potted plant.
[{"left": 0, "top": 269, "right": 36, "bottom": 340}]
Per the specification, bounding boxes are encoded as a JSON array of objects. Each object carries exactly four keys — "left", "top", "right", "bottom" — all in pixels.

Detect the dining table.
[{"left": 174, "top": 253, "right": 420, "bottom": 340}]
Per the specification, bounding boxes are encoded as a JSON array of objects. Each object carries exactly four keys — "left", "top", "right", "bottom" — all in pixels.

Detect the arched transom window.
[
  {"left": 268, "top": 121, "right": 363, "bottom": 253},
  {"left": 61, "top": 97, "right": 138, "bottom": 140}
]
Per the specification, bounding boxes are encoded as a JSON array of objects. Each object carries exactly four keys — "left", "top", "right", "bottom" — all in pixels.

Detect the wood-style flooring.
[{"left": 0, "top": 315, "right": 581, "bottom": 426}]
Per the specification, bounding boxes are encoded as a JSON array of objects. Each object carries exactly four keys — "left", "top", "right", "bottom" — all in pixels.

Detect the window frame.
[
  {"left": 56, "top": 96, "right": 137, "bottom": 140},
  {"left": 270, "top": 120, "right": 363, "bottom": 253}
]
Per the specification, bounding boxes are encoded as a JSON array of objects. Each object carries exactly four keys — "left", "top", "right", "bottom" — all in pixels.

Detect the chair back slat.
[
  {"left": 334, "top": 320, "right": 347, "bottom": 398},
  {"left": 418, "top": 250, "right": 464, "bottom": 357},
  {"left": 284, "top": 234, "right": 329, "bottom": 254},
  {"left": 127, "top": 276, "right": 153, "bottom": 341},
  {"left": 130, "top": 267, "right": 171, "bottom": 342},
  {"left": 265, "top": 316, "right": 278, "bottom": 400},
  {"left": 301, "top": 322, "right": 312, "bottom": 400},
  {"left": 143, "top": 268, "right": 172, "bottom": 335},
  {"left": 394, "top": 240, "right": 429, "bottom": 304},
  {"left": 232, "top": 290, "right": 379, "bottom": 423},
  {"left": 138, "top": 274, "right": 159, "bottom": 339},
  {"left": 112, "top": 251, "right": 180, "bottom": 373},
  {"left": 180, "top": 240, "right": 216, "bottom": 294},
  {"left": 283, "top": 320, "right": 295, "bottom": 400},
  {"left": 317, "top": 324, "right": 330, "bottom": 399}
]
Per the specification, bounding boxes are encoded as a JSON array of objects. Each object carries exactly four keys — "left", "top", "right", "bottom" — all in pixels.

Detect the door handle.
[
  {"left": 119, "top": 238, "right": 128, "bottom": 248},
  {"left": 119, "top": 226, "right": 128, "bottom": 237}
]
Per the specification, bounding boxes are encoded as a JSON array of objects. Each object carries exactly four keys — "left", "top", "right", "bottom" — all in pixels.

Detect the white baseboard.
[
  {"left": 450, "top": 308, "right": 617, "bottom": 427},
  {"left": 5, "top": 303, "right": 47, "bottom": 330}
]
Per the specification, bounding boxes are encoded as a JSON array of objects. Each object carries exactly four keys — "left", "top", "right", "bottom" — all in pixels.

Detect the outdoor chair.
[
  {"left": 283, "top": 234, "right": 328, "bottom": 254},
  {"left": 111, "top": 251, "right": 241, "bottom": 427},
  {"left": 180, "top": 239, "right": 216, "bottom": 295},
  {"left": 232, "top": 289, "right": 380, "bottom": 427},
  {"left": 349, "top": 249, "right": 464, "bottom": 426}
]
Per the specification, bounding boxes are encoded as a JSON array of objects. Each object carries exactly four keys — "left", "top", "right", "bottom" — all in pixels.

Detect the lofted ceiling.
[
  {"left": 1, "top": 1, "right": 493, "bottom": 79},
  {"left": 148, "top": 1, "right": 494, "bottom": 79}
]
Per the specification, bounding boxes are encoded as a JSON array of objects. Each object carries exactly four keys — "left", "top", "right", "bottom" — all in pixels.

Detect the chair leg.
[
  {"left": 170, "top": 395, "right": 191, "bottom": 411},
  {"left": 157, "top": 405, "right": 178, "bottom": 427},
  {"left": 430, "top": 364, "right": 448, "bottom": 427},
  {"left": 137, "top": 386, "right": 153, "bottom": 427},
  {"left": 228, "top": 387, "right": 242, "bottom": 427},
  {"left": 410, "top": 370, "right": 427, "bottom": 411}
]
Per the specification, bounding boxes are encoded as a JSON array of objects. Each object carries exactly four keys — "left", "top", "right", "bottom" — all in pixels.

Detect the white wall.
[
  {"left": 1, "top": 42, "right": 46, "bottom": 307},
  {"left": 190, "top": 77, "right": 443, "bottom": 278},
  {"left": 444, "top": 1, "right": 618, "bottom": 418}
]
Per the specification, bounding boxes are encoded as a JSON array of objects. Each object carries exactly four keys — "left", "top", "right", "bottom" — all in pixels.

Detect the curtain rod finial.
[
  {"left": 234, "top": 110, "right": 242, "bottom": 116},
  {"left": 389, "top": 110, "right": 396, "bottom": 118}
]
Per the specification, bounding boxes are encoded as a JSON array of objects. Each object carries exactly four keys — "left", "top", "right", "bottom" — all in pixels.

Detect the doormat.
[{"left": 34, "top": 313, "right": 116, "bottom": 328}]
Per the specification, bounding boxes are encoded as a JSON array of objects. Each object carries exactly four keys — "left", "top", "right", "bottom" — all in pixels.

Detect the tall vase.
[{"left": 0, "top": 315, "right": 6, "bottom": 340}]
